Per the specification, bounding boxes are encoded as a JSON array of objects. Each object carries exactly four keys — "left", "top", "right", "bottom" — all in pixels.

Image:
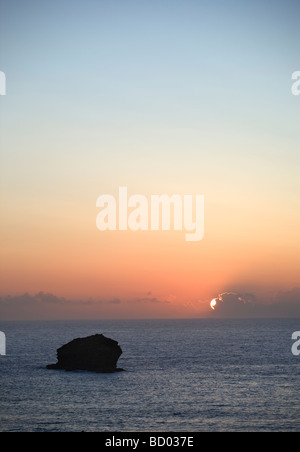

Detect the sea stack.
[{"left": 46, "top": 334, "right": 123, "bottom": 373}]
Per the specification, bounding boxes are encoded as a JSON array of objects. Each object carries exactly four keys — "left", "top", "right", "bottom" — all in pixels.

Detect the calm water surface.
[{"left": 0, "top": 319, "right": 299, "bottom": 432}]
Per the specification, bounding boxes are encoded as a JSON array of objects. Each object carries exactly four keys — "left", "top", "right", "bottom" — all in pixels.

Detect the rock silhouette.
[{"left": 46, "top": 334, "right": 123, "bottom": 373}]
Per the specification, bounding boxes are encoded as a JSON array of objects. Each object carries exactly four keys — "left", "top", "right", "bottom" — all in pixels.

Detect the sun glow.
[{"left": 210, "top": 298, "right": 217, "bottom": 310}]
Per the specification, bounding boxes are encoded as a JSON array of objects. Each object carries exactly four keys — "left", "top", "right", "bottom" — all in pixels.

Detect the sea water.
[{"left": 0, "top": 318, "right": 299, "bottom": 432}]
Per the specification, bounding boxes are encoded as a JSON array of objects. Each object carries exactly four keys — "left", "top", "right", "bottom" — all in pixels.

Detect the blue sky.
[{"left": 1, "top": 0, "right": 299, "bottom": 201}]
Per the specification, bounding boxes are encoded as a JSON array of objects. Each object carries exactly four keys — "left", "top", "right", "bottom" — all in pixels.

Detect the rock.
[{"left": 46, "top": 334, "right": 123, "bottom": 373}]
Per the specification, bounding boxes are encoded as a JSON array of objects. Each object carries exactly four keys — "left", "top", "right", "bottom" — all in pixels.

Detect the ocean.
[{"left": 0, "top": 318, "right": 299, "bottom": 432}]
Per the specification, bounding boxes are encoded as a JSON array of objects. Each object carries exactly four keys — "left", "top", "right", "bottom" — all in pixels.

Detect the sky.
[{"left": 0, "top": 0, "right": 300, "bottom": 319}]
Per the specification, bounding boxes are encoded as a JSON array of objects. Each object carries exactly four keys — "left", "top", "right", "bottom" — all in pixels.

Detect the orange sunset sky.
[{"left": 0, "top": 1, "right": 300, "bottom": 319}]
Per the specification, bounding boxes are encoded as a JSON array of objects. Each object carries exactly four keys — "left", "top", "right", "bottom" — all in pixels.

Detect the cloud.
[
  {"left": 133, "top": 296, "right": 170, "bottom": 304},
  {"left": 107, "top": 298, "right": 121, "bottom": 305},
  {"left": 33, "top": 292, "right": 67, "bottom": 304},
  {"left": 273, "top": 287, "right": 300, "bottom": 304},
  {"left": 263, "top": 288, "right": 300, "bottom": 317},
  {"left": 210, "top": 292, "right": 256, "bottom": 317},
  {"left": 0, "top": 292, "right": 122, "bottom": 320},
  {"left": 0, "top": 290, "right": 178, "bottom": 320},
  {"left": 209, "top": 289, "right": 300, "bottom": 318},
  {"left": 0, "top": 292, "right": 66, "bottom": 308},
  {"left": 1, "top": 288, "right": 300, "bottom": 320},
  {"left": 132, "top": 292, "right": 176, "bottom": 304}
]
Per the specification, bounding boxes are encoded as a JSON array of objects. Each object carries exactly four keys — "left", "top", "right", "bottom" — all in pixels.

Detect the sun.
[{"left": 210, "top": 298, "right": 217, "bottom": 310}]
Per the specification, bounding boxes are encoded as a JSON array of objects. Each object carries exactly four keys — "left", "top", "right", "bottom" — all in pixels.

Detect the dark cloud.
[
  {"left": 107, "top": 298, "right": 121, "bottom": 305},
  {"left": 34, "top": 292, "right": 67, "bottom": 304},
  {"left": 210, "top": 292, "right": 256, "bottom": 317},
  {"left": 0, "top": 292, "right": 66, "bottom": 308},
  {"left": 263, "top": 288, "right": 300, "bottom": 317},
  {"left": 209, "top": 289, "right": 300, "bottom": 318},
  {"left": 0, "top": 292, "right": 122, "bottom": 320},
  {"left": 0, "top": 291, "right": 176, "bottom": 320},
  {"left": 134, "top": 296, "right": 170, "bottom": 304},
  {"left": 1, "top": 288, "right": 300, "bottom": 320},
  {"left": 133, "top": 292, "right": 176, "bottom": 305}
]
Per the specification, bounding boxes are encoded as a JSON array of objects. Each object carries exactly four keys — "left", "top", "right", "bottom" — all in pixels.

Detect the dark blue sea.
[{"left": 0, "top": 319, "right": 300, "bottom": 432}]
